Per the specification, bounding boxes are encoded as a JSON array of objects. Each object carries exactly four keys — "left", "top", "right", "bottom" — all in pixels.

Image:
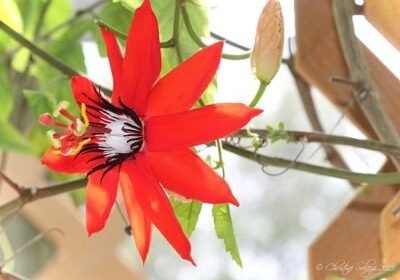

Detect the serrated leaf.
[
  {"left": 0, "top": 121, "right": 37, "bottom": 154},
  {"left": 212, "top": 204, "right": 242, "bottom": 267},
  {"left": 171, "top": 197, "right": 202, "bottom": 237}
]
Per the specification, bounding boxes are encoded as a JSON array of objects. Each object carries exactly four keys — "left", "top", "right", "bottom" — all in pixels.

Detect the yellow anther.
[
  {"left": 80, "top": 103, "right": 89, "bottom": 127},
  {"left": 62, "top": 138, "right": 91, "bottom": 156}
]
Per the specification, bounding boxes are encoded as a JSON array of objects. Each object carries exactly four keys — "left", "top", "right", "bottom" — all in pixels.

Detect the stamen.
[
  {"left": 59, "top": 108, "right": 76, "bottom": 122},
  {"left": 39, "top": 113, "right": 68, "bottom": 128},
  {"left": 46, "top": 131, "right": 61, "bottom": 149},
  {"left": 80, "top": 103, "right": 89, "bottom": 127},
  {"left": 52, "top": 131, "right": 71, "bottom": 139}
]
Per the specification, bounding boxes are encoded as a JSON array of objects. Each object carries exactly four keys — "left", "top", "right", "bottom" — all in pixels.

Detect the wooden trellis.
[{"left": 294, "top": 0, "right": 400, "bottom": 279}]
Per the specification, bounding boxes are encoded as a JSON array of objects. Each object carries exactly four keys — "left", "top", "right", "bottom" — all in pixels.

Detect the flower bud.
[{"left": 251, "top": 0, "right": 284, "bottom": 83}]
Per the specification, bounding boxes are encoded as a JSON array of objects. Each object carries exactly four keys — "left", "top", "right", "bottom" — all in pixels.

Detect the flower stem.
[
  {"left": 0, "top": 20, "right": 79, "bottom": 77},
  {"left": 216, "top": 140, "right": 226, "bottom": 178},
  {"left": 222, "top": 142, "right": 400, "bottom": 185},
  {"left": 249, "top": 80, "right": 269, "bottom": 107},
  {"left": 235, "top": 129, "right": 400, "bottom": 157},
  {"left": 181, "top": 2, "right": 251, "bottom": 60}
]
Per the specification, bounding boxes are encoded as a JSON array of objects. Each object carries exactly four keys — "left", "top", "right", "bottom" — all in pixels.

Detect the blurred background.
[{"left": 0, "top": 0, "right": 399, "bottom": 279}]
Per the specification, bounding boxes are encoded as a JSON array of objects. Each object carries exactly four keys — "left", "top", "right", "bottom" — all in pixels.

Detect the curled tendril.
[{"left": 257, "top": 141, "right": 305, "bottom": 177}]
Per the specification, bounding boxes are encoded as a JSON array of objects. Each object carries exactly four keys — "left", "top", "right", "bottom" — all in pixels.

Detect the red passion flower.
[{"left": 40, "top": 0, "right": 262, "bottom": 264}]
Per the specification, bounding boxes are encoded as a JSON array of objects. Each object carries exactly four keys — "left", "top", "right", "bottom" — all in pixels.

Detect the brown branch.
[
  {"left": 332, "top": 0, "right": 400, "bottom": 169},
  {"left": 0, "top": 171, "right": 24, "bottom": 196},
  {"left": 0, "top": 179, "right": 86, "bottom": 217}
]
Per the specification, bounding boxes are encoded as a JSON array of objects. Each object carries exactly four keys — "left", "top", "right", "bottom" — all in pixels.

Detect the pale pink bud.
[{"left": 251, "top": 0, "right": 284, "bottom": 83}]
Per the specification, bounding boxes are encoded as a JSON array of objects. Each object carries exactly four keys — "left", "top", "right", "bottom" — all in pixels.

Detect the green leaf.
[
  {"left": 13, "top": 0, "right": 46, "bottom": 71},
  {"left": 0, "top": 66, "right": 14, "bottom": 121},
  {"left": 93, "top": 2, "right": 134, "bottom": 56},
  {"left": 0, "top": 121, "right": 37, "bottom": 154},
  {"left": 24, "top": 89, "right": 56, "bottom": 119},
  {"left": 41, "top": 0, "right": 72, "bottom": 34},
  {"left": 212, "top": 204, "right": 242, "bottom": 267},
  {"left": 33, "top": 18, "right": 89, "bottom": 82},
  {"left": 0, "top": 0, "right": 23, "bottom": 32},
  {"left": 171, "top": 197, "right": 202, "bottom": 237},
  {"left": 0, "top": 0, "right": 23, "bottom": 51},
  {"left": 24, "top": 89, "right": 59, "bottom": 152}
]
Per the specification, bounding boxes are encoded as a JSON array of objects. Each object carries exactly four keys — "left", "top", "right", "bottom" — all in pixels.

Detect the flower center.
[
  {"left": 87, "top": 104, "right": 144, "bottom": 158},
  {"left": 40, "top": 88, "right": 144, "bottom": 175}
]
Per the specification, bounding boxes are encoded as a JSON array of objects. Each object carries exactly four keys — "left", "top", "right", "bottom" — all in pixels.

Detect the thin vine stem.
[
  {"left": 0, "top": 19, "right": 79, "bottom": 77},
  {"left": 234, "top": 129, "right": 400, "bottom": 158},
  {"left": 2, "top": 0, "right": 108, "bottom": 63},
  {"left": 216, "top": 140, "right": 226, "bottom": 178},
  {"left": 222, "top": 142, "right": 400, "bottom": 185},
  {"left": 179, "top": 1, "right": 251, "bottom": 60},
  {"left": 249, "top": 80, "right": 269, "bottom": 107}
]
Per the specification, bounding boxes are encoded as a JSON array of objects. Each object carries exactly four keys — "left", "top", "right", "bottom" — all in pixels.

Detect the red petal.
[
  {"left": 70, "top": 76, "right": 104, "bottom": 122},
  {"left": 120, "top": 170, "right": 152, "bottom": 263},
  {"left": 146, "top": 149, "right": 239, "bottom": 206},
  {"left": 100, "top": 28, "right": 123, "bottom": 105},
  {"left": 122, "top": 0, "right": 161, "bottom": 116},
  {"left": 86, "top": 167, "right": 119, "bottom": 235},
  {"left": 146, "top": 42, "right": 223, "bottom": 117},
  {"left": 120, "top": 156, "right": 194, "bottom": 264},
  {"left": 146, "top": 104, "right": 263, "bottom": 152},
  {"left": 71, "top": 76, "right": 99, "bottom": 106},
  {"left": 41, "top": 147, "right": 103, "bottom": 174}
]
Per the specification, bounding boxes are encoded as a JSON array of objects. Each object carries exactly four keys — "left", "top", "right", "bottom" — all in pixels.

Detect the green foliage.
[
  {"left": 24, "top": 90, "right": 56, "bottom": 119},
  {"left": 212, "top": 204, "right": 243, "bottom": 267},
  {"left": 0, "top": 0, "right": 22, "bottom": 51},
  {"left": 170, "top": 197, "right": 202, "bottom": 238},
  {"left": 0, "top": 121, "right": 37, "bottom": 154},
  {"left": 92, "top": 2, "right": 133, "bottom": 56},
  {"left": 266, "top": 122, "right": 295, "bottom": 143},
  {"left": 0, "top": 66, "right": 14, "bottom": 120}
]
